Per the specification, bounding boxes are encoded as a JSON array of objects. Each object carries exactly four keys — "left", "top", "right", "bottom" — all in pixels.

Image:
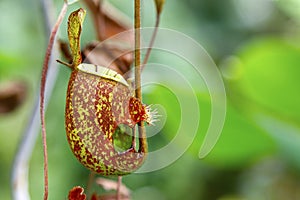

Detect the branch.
[
  {"left": 142, "top": 0, "right": 165, "bottom": 69},
  {"left": 141, "top": 13, "right": 161, "bottom": 69}
]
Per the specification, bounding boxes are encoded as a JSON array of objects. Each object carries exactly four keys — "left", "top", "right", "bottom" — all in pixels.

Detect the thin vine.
[{"left": 40, "top": 2, "right": 68, "bottom": 199}]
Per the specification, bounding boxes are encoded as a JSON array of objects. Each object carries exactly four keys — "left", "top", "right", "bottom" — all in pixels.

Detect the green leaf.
[
  {"left": 201, "top": 103, "right": 275, "bottom": 168},
  {"left": 219, "top": 37, "right": 300, "bottom": 168},
  {"left": 227, "top": 38, "right": 300, "bottom": 123},
  {"left": 144, "top": 86, "right": 275, "bottom": 169},
  {"left": 276, "top": 0, "right": 300, "bottom": 21}
]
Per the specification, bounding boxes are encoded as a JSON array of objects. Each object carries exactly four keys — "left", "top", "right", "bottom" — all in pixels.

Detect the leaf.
[
  {"left": 81, "top": 0, "right": 134, "bottom": 75},
  {"left": 83, "top": 41, "right": 133, "bottom": 75},
  {"left": 83, "top": 0, "right": 132, "bottom": 41},
  {"left": 227, "top": 38, "right": 300, "bottom": 122},
  {"left": 68, "top": 8, "right": 86, "bottom": 67},
  {"left": 96, "top": 178, "right": 131, "bottom": 197},
  {"left": 276, "top": 0, "right": 300, "bottom": 21},
  {"left": 209, "top": 37, "right": 300, "bottom": 168},
  {"left": 201, "top": 102, "right": 275, "bottom": 168},
  {"left": 143, "top": 86, "right": 275, "bottom": 168}
]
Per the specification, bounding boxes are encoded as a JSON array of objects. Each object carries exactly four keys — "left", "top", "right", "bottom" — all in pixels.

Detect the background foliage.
[{"left": 1, "top": 0, "right": 300, "bottom": 199}]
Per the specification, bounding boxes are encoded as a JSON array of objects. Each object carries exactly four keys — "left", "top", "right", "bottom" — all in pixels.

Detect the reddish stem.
[
  {"left": 141, "top": 13, "right": 161, "bottom": 70},
  {"left": 40, "top": 2, "right": 68, "bottom": 200}
]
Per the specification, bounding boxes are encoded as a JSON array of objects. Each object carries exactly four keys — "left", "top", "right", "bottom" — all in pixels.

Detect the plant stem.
[
  {"left": 86, "top": 172, "right": 95, "bottom": 198},
  {"left": 141, "top": 13, "right": 161, "bottom": 70},
  {"left": 134, "top": 0, "right": 148, "bottom": 153},
  {"left": 116, "top": 176, "right": 122, "bottom": 200},
  {"left": 134, "top": 0, "right": 141, "bottom": 100},
  {"left": 40, "top": 2, "right": 68, "bottom": 200}
]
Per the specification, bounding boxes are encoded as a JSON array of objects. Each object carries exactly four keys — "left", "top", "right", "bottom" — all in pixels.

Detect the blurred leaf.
[
  {"left": 0, "top": 53, "right": 23, "bottom": 77},
  {"left": 144, "top": 86, "right": 275, "bottom": 168},
  {"left": 96, "top": 178, "right": 131, "bottom": 197},
  {"left": 83, "top": 0, "right": 132, "bottom": 40},
  {"left": 227, "top": 38, "right": 300, "bottom": 123},
  {"left": 276, "top": 0, "right": 300, "bottom": 21},
  {"left": 81, "top": 0, "right": 134, "bottom": 75},
  {"left": 220, "top": 37, "right": 300, "bottom": 170},
  {"left": 202, "top": 102, "right": 275, "bottom": 168}
]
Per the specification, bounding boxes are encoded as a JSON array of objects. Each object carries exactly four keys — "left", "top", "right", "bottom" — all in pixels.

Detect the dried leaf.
[
  {"left": 101, "top": 1, "right": 132, "bottom": 40},
  {"left": 82, "top": 0, "right": 134, "bottom": 75},
  {"left": 0, "top": 81, "right": 27, "bottom": 114},
  {"left": 58, "top": 39, "right": 73, "bottom": 64},
  {"left": 68, "top": 8, "right": 86, "bottom": 67},
  {"left": 68, "top": 186, "right": 86, "bottom": 200},
  {"left": 96, "top": 178, "right": 131, "bottom": 197},
  {"left": 83, "top": 0, "right": 132, "bottom": 41},
  {"left": 83, "top": 41, "right": 133, "bottom": 75}
]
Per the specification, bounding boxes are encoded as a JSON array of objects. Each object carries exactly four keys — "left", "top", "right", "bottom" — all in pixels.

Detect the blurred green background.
[{"left": 1, "top": 0, "right": 300, "bottom": 199}]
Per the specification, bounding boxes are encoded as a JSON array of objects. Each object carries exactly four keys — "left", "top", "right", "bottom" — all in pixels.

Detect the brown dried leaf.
[
  {"left": 82, "top": 0, "right": 134, "bottom": 75},
  {"left": 101, "top": 1, "right": 132, "bottom": 41},
  {"left": 96, "top": 178, "right": 131, "bottom": 197},
  {"left": 83, "top": 41, "right": 133, "bottom": 75},
  {"left": 58, "top": 1, "right": 135, "bottom": 75},
  {"left": 0, "top": 81, "right": 27, "bottom": 114},
  {"left": 83, "top": 0, "right": 133, "bottom": 41},
  {"left": 58, "top": 39, "right": 73, "bottom": 64},
  {"left": 68, "top": 186, "right": 87, "bottom": 200}
]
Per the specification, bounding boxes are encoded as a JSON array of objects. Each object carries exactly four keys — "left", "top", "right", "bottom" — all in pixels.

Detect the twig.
[
  {"left": 116, "top": 176, "right": 122, "bottom": 200},
  {"left": 142, "top": 0, "right": 164, "bottom": 70},
  {"left": 40, "top": 2, "right": 68, "bottom": 200},
  {"left": 86, "top": 172, "right": 95, "bottom": 198},
  {"left": 141, "top": 13, "right": 160, "bottom": 69}
]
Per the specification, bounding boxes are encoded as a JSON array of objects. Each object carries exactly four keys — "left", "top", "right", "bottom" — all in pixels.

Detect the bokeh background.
[{"left": 1, "top": 0, "right": 300, "bottom": 199}]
